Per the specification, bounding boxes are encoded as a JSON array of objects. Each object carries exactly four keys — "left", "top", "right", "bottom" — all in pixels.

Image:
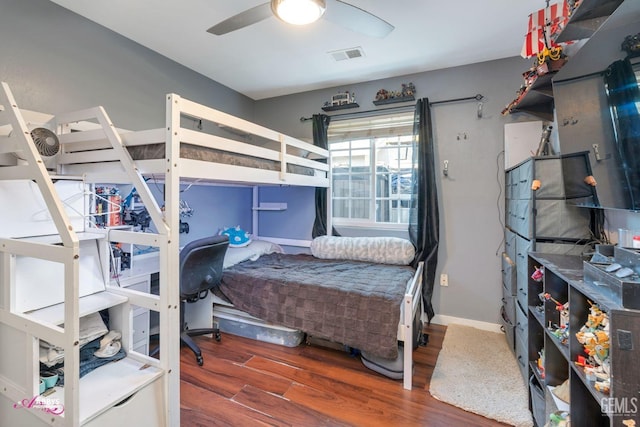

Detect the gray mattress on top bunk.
[
  {"left": 127, "top": 143, "right": 314, "bottom": 175},
  {"left": 217, "top": 253, "right": 416, "bottom": 360}
]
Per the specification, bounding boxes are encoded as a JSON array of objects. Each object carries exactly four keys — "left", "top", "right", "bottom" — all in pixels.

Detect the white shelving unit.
[{"left": 0, "top": 82, "right": 174, "bottom": 426}]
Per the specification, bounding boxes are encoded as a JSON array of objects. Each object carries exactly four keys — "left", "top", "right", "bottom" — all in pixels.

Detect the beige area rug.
[{"left": 429, "top": 324, "right": 534, "bottom": 427}]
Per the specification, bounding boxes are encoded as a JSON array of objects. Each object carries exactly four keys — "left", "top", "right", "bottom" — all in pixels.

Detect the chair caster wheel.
[
  {"left": 196, "top": 356, "right": 203, "bottom": 366},
  {"left": 215, "top": 332, "right": 221, "bottom": 341}
]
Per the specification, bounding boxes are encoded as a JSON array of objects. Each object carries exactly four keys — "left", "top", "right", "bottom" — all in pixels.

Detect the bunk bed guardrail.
[{"left": 55, "top": 94, "right": 331, "bottom": 188}]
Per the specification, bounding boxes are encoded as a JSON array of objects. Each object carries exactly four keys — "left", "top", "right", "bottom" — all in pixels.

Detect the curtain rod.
[
  {"left": 300, "top": 93, "right": 484, "bottom": 122},
  {"left": 430, "top": 93, "right": 484, "bottom": 106}
]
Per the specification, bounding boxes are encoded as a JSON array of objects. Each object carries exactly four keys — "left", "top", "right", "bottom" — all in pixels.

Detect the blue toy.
[{"left": 220, "top": 226, "right": 252, "bottom": 247}]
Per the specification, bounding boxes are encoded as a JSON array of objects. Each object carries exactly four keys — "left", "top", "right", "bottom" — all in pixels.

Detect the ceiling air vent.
[{"left": 329, "top": 47, "right": 365, "bottom": 62}]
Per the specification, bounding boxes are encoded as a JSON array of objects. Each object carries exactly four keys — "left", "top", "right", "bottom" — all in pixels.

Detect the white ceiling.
[{"left": 48, "top": 0, "right": 543, "bottom": 100}]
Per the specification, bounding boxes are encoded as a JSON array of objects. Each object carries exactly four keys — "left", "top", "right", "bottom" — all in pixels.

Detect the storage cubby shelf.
[
  {"left": 527, "top": 252, "right": 640, "bottom": 425},
  {"left": 569, "top": 361, "right": 608, "bottom": 411},
  {"left": 529, "top": 305, "right": 545, "bottom": 327},
  {"left": 529, "top": 361, "right": 545, "bottom": 385},
  {"left": 44, "top": 356, "right": 163, "bottom": 424},
  {"left": 26, "top": 291, "right": 127, "bottom": 326},
  {"left": 547, "top": 332, "right": 570, "bottom": 361}
]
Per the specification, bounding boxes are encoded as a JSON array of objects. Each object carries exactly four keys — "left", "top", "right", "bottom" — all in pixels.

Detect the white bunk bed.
[{"left": 0, "top": 83, "right": 422, "bottom": 427}]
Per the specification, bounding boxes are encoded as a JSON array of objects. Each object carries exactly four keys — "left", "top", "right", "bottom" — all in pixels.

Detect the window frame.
[{"left": 328, "top": 110, "right": 415, "bottom": 229}]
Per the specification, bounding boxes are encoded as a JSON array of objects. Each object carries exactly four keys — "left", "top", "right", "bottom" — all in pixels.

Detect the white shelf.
[
  {"left": 44, "top": 356, "right": 163, "bottom": 424},
  {"left": 112, "top": 252, "right": 159, "bottom": 284},
  {"left": 17, "top": 231, "right": 107, "bottom": 245},
  {"left": 25, "top": 291, "right": 127, "bottom": 325},
  {"left": 252, "top": 202, "right": 287, "bottom": 211}
]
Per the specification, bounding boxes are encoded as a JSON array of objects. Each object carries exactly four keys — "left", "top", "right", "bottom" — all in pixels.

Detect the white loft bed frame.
[{"left": 0, "top": 81, "right": 421, "bottom": 424}]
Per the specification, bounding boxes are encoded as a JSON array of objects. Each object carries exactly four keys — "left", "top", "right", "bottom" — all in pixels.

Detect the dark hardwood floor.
[{"left": 179, "top": 324, "right": 511, "bottom": 426}]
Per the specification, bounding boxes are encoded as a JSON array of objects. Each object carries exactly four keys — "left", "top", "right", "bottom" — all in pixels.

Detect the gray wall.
[
  {"left": 0, "top": 0, "right": 257, "bottom": 250},
  {"left": 0, "top": 0, "right": 254, "bottom": 129},
  {"left": 254, "top": 57, "right": 536, "bottom": 324}
]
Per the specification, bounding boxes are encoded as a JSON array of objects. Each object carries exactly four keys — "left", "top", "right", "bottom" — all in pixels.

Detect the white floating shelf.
[{"left": 253, "top": 202, "right": 287, "bottom": 211}]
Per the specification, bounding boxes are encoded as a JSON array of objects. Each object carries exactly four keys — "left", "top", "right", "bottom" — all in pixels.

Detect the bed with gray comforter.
[{"left": 218, "top": 253, "right": 416, "bottom": 360}]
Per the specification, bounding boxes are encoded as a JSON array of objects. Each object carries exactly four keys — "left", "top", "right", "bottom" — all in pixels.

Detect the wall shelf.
[
  {"left": 503, "top": 72, "right": 556, "bottom": 121},
  {"left": 253, "top": 202, "right": 287, "bottom": 211},
  {"left": 373, "top": 95, "right": 415, "bottom": 106},
  {"left": 554, "top": 0, "right": 624, "bottom": 43},
  {"left": 503, "top": 0, "right": 623, "bottom": 121},
  {"left": 321, "top": 103, "right": 359, "bottom": 112}
]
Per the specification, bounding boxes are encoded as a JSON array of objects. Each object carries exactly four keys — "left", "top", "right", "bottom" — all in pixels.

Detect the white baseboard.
[{"left": 428, "top": 314, "right": 503, "bottom": 333}]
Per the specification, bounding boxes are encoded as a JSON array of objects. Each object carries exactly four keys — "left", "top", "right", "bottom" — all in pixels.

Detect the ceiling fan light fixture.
[{"left": 271, "top": 0, "right": 326, "bottom": 26}]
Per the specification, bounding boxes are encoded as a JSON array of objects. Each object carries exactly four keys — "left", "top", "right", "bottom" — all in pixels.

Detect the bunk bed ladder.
[
  {"left": 0, "top": 81, "right": 83, "bottom": 425},
  {"left": 0, "top": 83, "right": 175, "bottom": 426},
  {"left": 54, "top": 105, "right": 178, "bottom": 425}
]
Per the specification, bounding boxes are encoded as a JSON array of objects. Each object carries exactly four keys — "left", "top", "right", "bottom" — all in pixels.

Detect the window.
[{"left": 328, "top": 110, "right": 415, "bottom": 228}]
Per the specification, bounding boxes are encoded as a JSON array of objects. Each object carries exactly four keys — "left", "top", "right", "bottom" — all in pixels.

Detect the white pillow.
[
  {"left": 223, "top": 239, "right": 284, "bottom": 268},
  {"left": 310, "top": 236, "right": 415, "bottom": 265}
]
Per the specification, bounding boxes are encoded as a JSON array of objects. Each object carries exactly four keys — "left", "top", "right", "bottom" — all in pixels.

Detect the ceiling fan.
[{"left": 207, "top": 0, "right": 394, "bottom": 38}]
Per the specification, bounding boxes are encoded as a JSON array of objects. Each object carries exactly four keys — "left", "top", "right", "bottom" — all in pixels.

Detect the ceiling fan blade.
[
  {"left": 207, "top": 3, "right": 272, "bottom": 36},
  {"left": 323, "top": 0, "right": 394, "bottom": 38}
]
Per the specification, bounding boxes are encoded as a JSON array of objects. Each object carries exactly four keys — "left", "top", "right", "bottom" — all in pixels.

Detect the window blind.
[{"left": 328, "top": 110, "right": 415, "bottom": 142}]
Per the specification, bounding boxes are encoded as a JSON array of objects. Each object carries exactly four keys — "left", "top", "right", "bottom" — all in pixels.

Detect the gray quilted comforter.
[{"left": 218, "top": 253, "right": 415, "bottom": 359}]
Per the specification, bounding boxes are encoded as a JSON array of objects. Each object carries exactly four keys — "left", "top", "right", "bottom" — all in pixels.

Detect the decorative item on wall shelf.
[
  {"left": 322, "top": 91, "right": 359, "bottom": 111},
  {"left": 622, "top": 32, "right": 640, "bottom": 58},
  {"left": 501, "top": 46, "right": 567, "bottom": 119},
  {"left": 373, "top": 82, "right": 416, "bottom": 105},
  {"left": 502, "top": 0, "right": 574, "bottom": 120}
]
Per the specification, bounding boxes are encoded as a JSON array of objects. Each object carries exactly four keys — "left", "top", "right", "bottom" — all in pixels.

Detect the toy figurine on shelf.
[
  {"left": 375, "top": 89, "right": 389, "bottom": 101},
  {"left": 548, "top": 321, "right": 569, "bottom": 346},
  {"left": 549, "top": 411, "right": 570, "bottom": 427},
  {"left": 401, "top": 82, "right": 416, "bottom": 97},
  {"left": 544, "top": 292, "right": 569, "bottom": 329},
  {"left": 374, "top": 82, "right": 416, "bottom": 103},
  {"left": 535, "top": 292, "right": 546, "bottom": 314},
  {"left": 621, "top": 31, "right": 640, "bottom": 58},
  {"left": 531, "top": 266, "right": 544, "bottom": 282},
  {"left": 575, "top": 301, "right": 611, "bottom": 392},
  {"left": 537, "top": 348, "right": 545, "bottom": 379},
  {"left": 533, "top": 45, "right": 568, "bottom": 77}
]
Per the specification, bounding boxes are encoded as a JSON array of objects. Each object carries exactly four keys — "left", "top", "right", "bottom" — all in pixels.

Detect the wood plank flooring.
[{"left": 179, "top": 324, "right": 512, "bottom": 427}]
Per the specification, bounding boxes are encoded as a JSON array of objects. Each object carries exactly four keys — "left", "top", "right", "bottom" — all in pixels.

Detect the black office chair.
[{"left": 178, "top": 235, "right": 229, "bottom": 366}]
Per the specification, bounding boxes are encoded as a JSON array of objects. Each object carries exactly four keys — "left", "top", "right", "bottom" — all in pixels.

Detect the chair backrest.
[{"left": 180, "top": 235, "right": 229, "bottom": 300}]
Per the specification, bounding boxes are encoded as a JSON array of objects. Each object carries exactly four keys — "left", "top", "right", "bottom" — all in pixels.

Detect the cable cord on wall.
[{"left": 495, "top": 150, "right": 505, "bottom": 257}]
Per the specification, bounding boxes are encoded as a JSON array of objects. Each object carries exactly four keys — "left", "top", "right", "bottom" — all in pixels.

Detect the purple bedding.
[{"left": 218, "top": 253, "right": 415, "bottom": 359}]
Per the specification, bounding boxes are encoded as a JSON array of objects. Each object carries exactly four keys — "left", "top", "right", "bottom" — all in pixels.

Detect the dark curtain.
[
  {"left": 409, "top": 98, "right": 439, "bottom": 322},
  {"left": 311, "top": 114, "right": 336, "bottom": 237},
  {"left": 603, "top": 58, "right": 640, "bottom": 210}
]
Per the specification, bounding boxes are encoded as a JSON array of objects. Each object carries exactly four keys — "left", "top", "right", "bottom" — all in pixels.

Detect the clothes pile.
[{"left": 39, "top": 311, "right": 126, "bottom": 386}]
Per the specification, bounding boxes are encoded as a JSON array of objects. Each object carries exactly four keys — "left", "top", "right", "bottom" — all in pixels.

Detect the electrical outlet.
[{"left": 440, "top": 273, "right": 449, "bottom": 287}]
